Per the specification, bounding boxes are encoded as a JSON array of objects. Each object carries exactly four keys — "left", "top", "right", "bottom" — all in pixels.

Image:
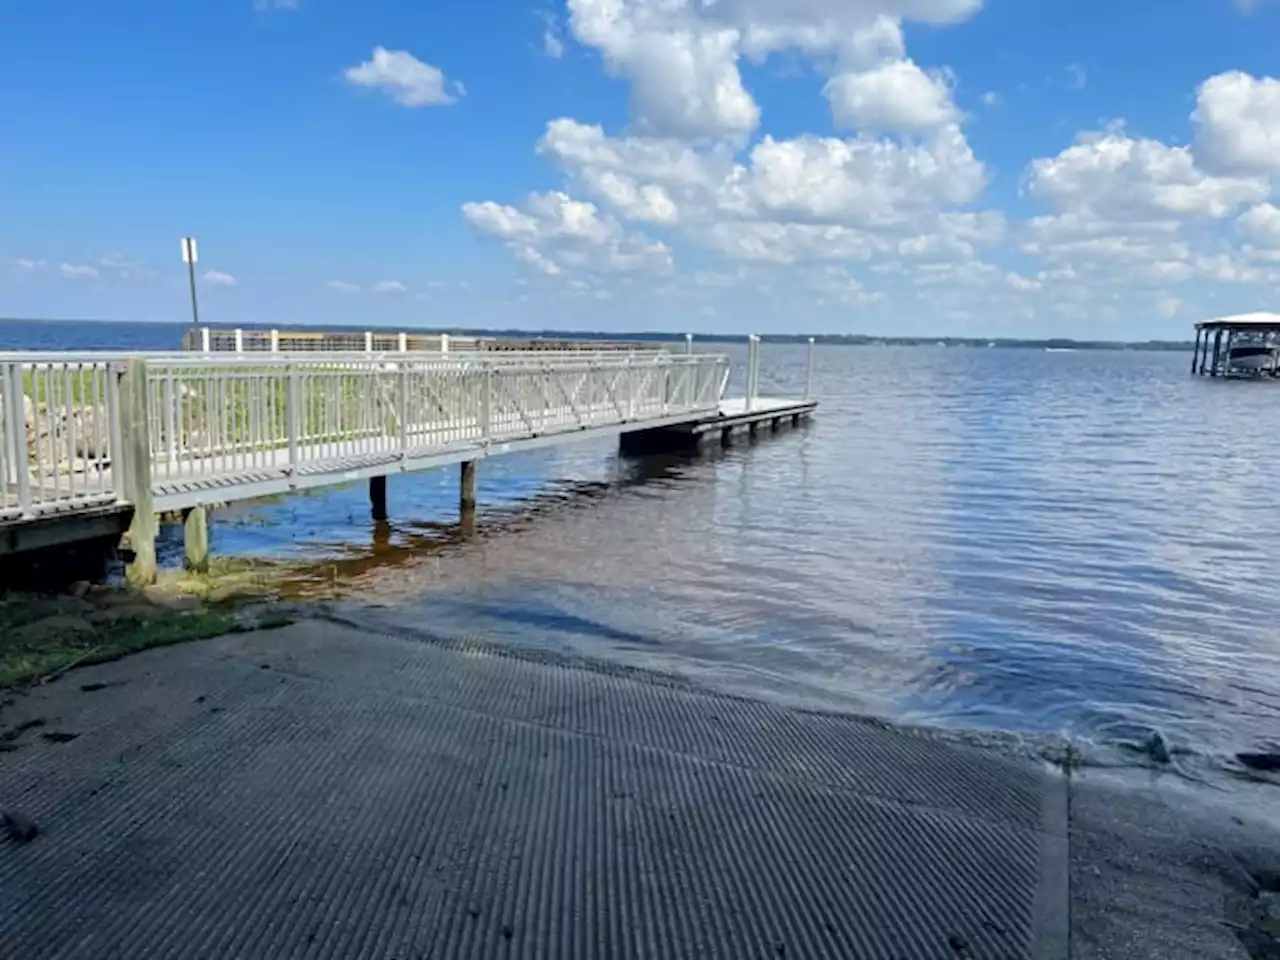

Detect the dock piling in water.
[
  {"left": 121, "top": 359, "right": 157, "bottom": 587},
  {"left": 460, "top": 459, "right": 477, "bottom": 519},
  {"left": 370, "top": 476, "right": 388, "bottom": 522},
  {"left": 183, "top": 505, "right": 209, "bottom": 574}
]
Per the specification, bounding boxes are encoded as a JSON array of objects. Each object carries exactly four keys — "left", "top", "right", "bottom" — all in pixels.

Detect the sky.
[{"left": 2, "top": 0, "right": 1280, "bottom": 338}]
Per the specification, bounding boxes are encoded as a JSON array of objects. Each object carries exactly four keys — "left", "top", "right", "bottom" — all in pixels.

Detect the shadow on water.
[{"left": 276, "top": 448, "right": 708, "bottom": 595}]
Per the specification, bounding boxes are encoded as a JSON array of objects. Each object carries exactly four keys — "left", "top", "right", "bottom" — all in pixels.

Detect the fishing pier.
[{"left": 1, "top": 336, "right": 816, "bottom": 581}]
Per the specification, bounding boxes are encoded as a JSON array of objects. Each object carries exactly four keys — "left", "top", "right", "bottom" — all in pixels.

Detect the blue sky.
[{"left": 3, "top": 0, "right": 1280, "bottom": 337}]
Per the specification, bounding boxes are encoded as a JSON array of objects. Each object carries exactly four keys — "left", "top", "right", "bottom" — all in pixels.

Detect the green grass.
[{"left": 0, "top": 610, "right": 239, "bottom": 689}]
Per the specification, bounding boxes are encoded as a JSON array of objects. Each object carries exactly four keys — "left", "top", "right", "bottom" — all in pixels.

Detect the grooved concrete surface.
[{"left": 0, "top": 621, "right": 1069, "bottom": 959}]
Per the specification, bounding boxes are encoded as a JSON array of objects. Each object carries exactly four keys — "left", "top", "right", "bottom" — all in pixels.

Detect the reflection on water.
[{"left": 3, "top": 320, "right": 1277, "bottom": 782}]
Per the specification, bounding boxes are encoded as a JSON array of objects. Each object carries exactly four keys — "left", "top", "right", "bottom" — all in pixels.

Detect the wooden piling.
[
  {"left": 460, "top": 460, "right": 477, "bottom": 514},
  {"left": 370, "top": 475, "right": 388, "bottom": 522},
  {"left": 121, "top": 359, "right": 157, "bottom": 587},
  {"left": 183, "top": 506, "right": 209, "bottom": 575}
]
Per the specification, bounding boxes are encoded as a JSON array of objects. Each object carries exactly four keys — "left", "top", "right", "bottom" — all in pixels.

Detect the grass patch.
[{"left": 0, "top": 610, "right": 239, "bottom": 689}]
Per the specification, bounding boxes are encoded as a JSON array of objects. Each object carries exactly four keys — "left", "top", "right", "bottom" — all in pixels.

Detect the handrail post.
[
  {"left": 397, "top": 360, "right": 409, "bottom": 458},
  {"left": 200, "top": 327, "right": 211, "bottom": 352},
  {"left": 745, "top": 334, "right": 759, "bottom": 412},
  {"left": 685, "top": 333, "right": 693, "bottom": 355},
  {"left": 3, "top": 363, "right": 31, "bottom": 515},
  {"left": 364, "top": 331, "right": 374, "bottom": 354},
  {"left": 805, "top": 336, "right": 815, "bottom": 400},
  {"left": 120, "top": 358, "right": 157, "bottom": 586},
  {"left": 270, "top": 329, "right": 280, "bottom": 353},
  {"left": 286, "top": 362, "right": 299, "bottom": 476},
  {"left": 234, "top": 329, "right": 244, "bottom": 353},
  {"left": 481, "top": 364, "right": 492, "bottom": 440}
]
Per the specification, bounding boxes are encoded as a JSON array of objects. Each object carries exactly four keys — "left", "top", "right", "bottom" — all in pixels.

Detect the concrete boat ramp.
[{"left": 3, "top": 618, "right": 1270, "bottom": 959}]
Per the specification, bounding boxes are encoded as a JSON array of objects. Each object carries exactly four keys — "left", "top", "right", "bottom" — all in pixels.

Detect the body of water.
[{"left": 3, "top": 319, "right": 1277, "bottom": 782}]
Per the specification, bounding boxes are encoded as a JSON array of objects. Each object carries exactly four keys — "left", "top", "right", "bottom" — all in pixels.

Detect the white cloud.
[
  {"left": 59, "top": 263, "right": 99, "bottom": 280},
  {"left": 203, "top": 270, "right": 237, "bottom": 286},
  {"left": 540, "top": 11, "right": 567, "bottom": 58},
  {"left": 730, "top": 126, "right": 984, "bottom": 225},
  {"left": 373, "top": 280, "right": 408, "bottom": 294},
  {"left": 826, "top": 59, "right": 959, "bottom": 132},
  {"left": 1023, "top": 126, "right": 1267, "bottom": 222},
  {"left": 344, "top": 47, "right": 463, "bottom": 108},
  {"left": 462, "top": 4, "right": 1280, "bottom": 326},
  {"left": 1005, "top": 272, "right": 1042, "bottom": 292},
  {"left": 1236, "top": 203, "right": 1280, "bottom": 262},
  {"left": 463, "top": 190, "right": 673, "bottom": 275},
  {"left": 564, "top": 0, "right": 981, "bottom": 139},
  {"left": 1193, "top": 71, "right": 1280, "bottom": 176},
  {"left": 326, "top": 280, "right": 361, "bottom": 293},
  {"left": 14, "top": 258, "right": 43, "bottom": 271}
]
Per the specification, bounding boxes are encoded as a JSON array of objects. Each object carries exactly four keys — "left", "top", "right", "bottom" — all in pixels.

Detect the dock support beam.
[
  {"left": 121, "top": 359, "right": 157, "bottom": 587},
  {"left": 1191, "top": 329, "right": 1202, "bottom": 374},
  {"left": 460, "top": 459, "right": 477, "bottom": 516},
  {"left": 183, "top": 506, "right": 209, "bottom": 575},
  {"left": 370, "top": 475, "right": 388, "bottom": 522}
]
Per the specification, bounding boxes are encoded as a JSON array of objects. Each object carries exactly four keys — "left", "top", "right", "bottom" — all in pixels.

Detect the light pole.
[{"left": 181, "top": 236, "right": 200, "bottom": 328}]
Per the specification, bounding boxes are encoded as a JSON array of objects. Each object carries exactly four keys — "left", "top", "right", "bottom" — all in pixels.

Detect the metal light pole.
[{"left": 181, "top": 236, "right": 200, "bottom": 329}]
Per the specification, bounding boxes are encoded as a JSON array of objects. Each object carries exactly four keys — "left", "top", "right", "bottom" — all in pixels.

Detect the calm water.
[{"left": 4, "top": 320, "right": 1278, "bottom": 777}]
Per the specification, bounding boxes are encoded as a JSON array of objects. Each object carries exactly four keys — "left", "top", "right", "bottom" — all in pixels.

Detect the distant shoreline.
[{"left": 0, "top": 316, "right": 1194, "bottom": 352}]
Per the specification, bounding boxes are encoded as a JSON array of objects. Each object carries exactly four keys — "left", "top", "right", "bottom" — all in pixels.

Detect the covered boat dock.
[{"left": 1192, "top": 312, "right": 1280, "bottom": 378}]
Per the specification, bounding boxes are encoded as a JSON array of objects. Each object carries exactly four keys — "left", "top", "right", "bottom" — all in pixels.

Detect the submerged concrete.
[{"left": 0, "top": 620, "right": 1273, "bottom": 958}]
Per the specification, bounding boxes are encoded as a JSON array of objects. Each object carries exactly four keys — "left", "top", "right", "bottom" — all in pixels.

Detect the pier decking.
[{"left": 1, "top": 346, "right": 815, "bottom": 575}]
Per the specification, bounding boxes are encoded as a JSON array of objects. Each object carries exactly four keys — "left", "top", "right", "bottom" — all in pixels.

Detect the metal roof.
[{"left": 1195, "top": 311, "right": 1280, "bottom": 331}]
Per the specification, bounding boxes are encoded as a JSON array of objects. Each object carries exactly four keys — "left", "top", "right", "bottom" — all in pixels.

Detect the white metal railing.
[
  {"left": 1, "top": 360, "right": 122, "bottom": 520},
  {"left": 5, "top": 345, "right": 810, "bottom": 526},
  {"left": 141, "top": 354, "right": 729, "bottom": 489},
  {"left": 181, "top": 326, "right": 664, "bottom": 355}
]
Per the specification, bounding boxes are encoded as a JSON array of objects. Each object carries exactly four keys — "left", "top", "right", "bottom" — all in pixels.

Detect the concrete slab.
[{"left": 0, "top": 620, "right": 1065, "bottom": 960}]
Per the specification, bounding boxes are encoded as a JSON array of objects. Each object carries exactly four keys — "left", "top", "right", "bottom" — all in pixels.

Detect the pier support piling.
[
  {"left": 370, "top": 476, "right": 388, "bottom": 522},
  {"left": 183, "top": 506, "right": 209, "bottom": 575},
  {"left": 121, "top": 359, "right": 157, "bottom": 587},
  {"left": 460, "top": 459, "right": 477, "bottom": 516}
]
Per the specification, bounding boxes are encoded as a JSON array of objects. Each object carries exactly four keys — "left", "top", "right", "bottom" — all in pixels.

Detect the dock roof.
[{"left": 1195, "top": 311, "right": 1280, "bottom": 331}]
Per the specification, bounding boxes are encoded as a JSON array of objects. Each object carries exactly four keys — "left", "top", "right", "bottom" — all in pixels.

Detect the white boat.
[{"left": 1227, "top": 342, "right": 1280, "bottom": 373}]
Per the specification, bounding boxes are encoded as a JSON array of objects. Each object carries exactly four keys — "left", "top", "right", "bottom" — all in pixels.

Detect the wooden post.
[
  {"left": 460, "top": 459, "right": 477, "bottom": 514},
  {"left": 183, "top": 505, "right": 209, "bottom": 574},
  {"left": 1211, "top": 330, "right": 1223, "bottom": 376},
  {"left": 120, "top": 358, "right": 157, "bottom": 587},
  {"left": 1191, "top": 329, "right": 1201, "bottom": 375},
  {"left": 370, "top": 475, "right": 388, "bottom": 522}
]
